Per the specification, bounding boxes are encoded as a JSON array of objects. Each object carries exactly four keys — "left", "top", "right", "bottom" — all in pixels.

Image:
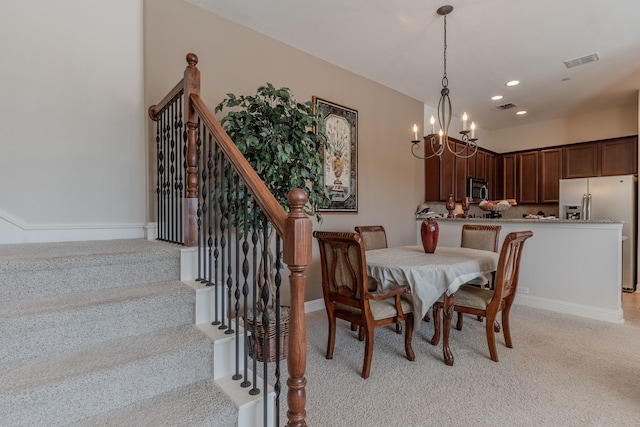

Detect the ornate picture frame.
[{"left": 313, "top": 97, "right": 358, "bottom": 213}]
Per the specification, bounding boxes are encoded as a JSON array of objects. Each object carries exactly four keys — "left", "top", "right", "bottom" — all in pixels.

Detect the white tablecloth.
[{"left": 365, "top": 246, "right": 499, "bottom": 323}]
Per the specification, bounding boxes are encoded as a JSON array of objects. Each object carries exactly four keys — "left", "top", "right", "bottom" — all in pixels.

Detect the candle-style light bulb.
[
  {"left": 413, "top": 124, "right": 418, "bottom": 140},
  {"left": 470, "top": 122, "right": 476, "bottom": 139},
  {"left": 438, "top": 129, "right": 444, "bottom": 146},
  {"left": 429, "top": 116, "right": 435, "bottom": 135},
  {"left": 462, "top": 112, "right": 468, "bottom": 131}
]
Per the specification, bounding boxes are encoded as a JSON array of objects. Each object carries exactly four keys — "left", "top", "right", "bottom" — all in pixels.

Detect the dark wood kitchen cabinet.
[
  {"left": 455, "top": 143, "right": 469, "bottom": 201},
  {"left": 518, "top": 150, "right": 539, "bottom": 204},
  {"left": 600, "top": 136, "right": 637, "bottom": 176},
  {"left": 563, "top": 142, "right": 599, "bottom": 178},
  {"left": 539, "top": 148, "right": 562, "bottom": 203},
  {"left": 475, "top": 150, "right": 486, "bottom": 181},
  {"left": 424, "top": 140, "right": 440, "bottom": 202},
  {"left": 501, "top": 154, "right": 517, "bottom": 200},
  {"left": 485, "top": 152, "right": 497, "bottom": 200}
]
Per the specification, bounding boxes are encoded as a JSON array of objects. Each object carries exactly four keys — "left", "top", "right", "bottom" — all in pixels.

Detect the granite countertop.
[{"left": 415, "top": 216, "right": 623, "bottom": 224}]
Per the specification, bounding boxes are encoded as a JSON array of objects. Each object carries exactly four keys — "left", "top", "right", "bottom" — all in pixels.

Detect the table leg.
[{"left": 443, "top": 293, "right": 455, "bottom": 366}]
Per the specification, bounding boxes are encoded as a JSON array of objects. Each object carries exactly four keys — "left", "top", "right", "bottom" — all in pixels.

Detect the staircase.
[{"left": 0, "top": 238, "right": 271, "bottom": 426}]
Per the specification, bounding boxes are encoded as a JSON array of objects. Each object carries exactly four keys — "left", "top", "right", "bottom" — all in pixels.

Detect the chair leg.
[
  {"left": 350, "top": 323, "right": 358, "bottom": 331},
  {"left": 423, "top": 305, "right": 431, "bottom": 323},
  {"left": 502, "top": 305, "right": 513, "bottom": 348},
  {"left": 485, "top": 313, "right": 499, "bottom": 362},
  {"left": 430, "top": 303, "right": 441, "bottom": 346},
  {"left": 395, "top": 322, "right": 403, "bottom": 334},
  {"left": 456, "top": 312, "right": 464, "bottom": 330},
  {"left": 326, "top": 315, "right": 336, "bottom": 359},
  {"left": 404, "top": 314, "right": 415, "bottom": 361},
  {"left": 494, "top": 320, "right": 501, "bottom": 333},
  {"left": 361, "top": 326, "right": 374, "bottom": 379},
  {"left": 358, "top": 326, "right": 365, "bottom": 341}
]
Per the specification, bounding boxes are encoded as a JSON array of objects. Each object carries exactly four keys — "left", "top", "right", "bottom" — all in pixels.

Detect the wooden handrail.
[
  {"left": 190, "top": 93, "right": 288, "bottom": 237},
  {"left": 148, "top": 78, "right": 184, "bottom": 121}
]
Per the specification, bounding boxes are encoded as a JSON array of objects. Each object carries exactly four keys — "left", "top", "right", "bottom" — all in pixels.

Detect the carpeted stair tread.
[
  {"left": 0, "top": 280, "right": 195, "bottom": 364},
  {"left": 0, "top": 238, "right": 181, "bottom": 264},
  {"left": 0, "top": 239, "right": 182, "bottom": 300},
  {"left": 0, "top": 324, "right": 214, "bottom": 426},
  {"left": 70, "top": 379, "right": 237, "bottom": 427}
]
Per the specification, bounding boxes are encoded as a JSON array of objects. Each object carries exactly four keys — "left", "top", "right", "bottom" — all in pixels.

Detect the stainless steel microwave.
[{"left": 467, "top": 178, "right": 488, "bottom": 203}]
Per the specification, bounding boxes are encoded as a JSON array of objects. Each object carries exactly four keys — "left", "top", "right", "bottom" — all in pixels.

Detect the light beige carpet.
[{"left": 296, "top": 306, "right": 640, "bottom": 426}]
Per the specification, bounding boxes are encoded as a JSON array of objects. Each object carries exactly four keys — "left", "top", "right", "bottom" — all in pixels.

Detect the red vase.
[{"left": 420, "top": 218, "right": 439, "bottom": 253}]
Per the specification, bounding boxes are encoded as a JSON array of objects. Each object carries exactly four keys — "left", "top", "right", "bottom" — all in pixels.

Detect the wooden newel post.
[
  {"left": 282, "top": 188, "right": 312, "bottom": 427},
  {"left": 183, "top": 53, "right": 200, "bottom": 247}
]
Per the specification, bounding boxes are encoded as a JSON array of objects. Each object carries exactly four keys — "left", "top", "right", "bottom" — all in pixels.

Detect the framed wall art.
[{"left": 313, "top": 97, "right": 358, "bottom": 213}]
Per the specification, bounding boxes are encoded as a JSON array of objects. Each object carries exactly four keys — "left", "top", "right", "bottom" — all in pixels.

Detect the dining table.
[{"left": 365, "top": 245, "right": 499, "bottom": 366}]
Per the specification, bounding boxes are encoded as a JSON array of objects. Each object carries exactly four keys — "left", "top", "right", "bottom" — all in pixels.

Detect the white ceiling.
[{"left": 187, "top": 0, "right": 640, "bottom": 132}]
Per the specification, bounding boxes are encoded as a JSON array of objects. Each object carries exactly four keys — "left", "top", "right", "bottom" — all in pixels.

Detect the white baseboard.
[
  {"left": 305, "top": 298, "right": 325, "bottom": 313},
  {"left": 302, "top": 296, "right": 624, "bottom": 324},
  {"left": 0, "top": 209, "right": 148, "bottom": 243},
  {"left": 514, "top": 294, "right": 624, "bottom": 324}
]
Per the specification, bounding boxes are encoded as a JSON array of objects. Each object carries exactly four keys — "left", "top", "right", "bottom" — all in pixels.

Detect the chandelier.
[{"left": 411, "top": 5, "right": 478, "bottom": 159}]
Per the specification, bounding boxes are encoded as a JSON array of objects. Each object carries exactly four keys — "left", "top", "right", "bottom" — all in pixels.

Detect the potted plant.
[{"left": 215, "top": 83, "right": 328, "bottom": 361}]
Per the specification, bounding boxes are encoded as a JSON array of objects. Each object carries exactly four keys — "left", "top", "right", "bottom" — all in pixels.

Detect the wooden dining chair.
[
  {"left": 314, "top": 231, "right": 415, "bottom": 378},
  {"left": 431, "top": 230, "right": 533, "bottom": 362},
  {"left": 458, "top": 224, "right": 502, "bottom": 328},
  {"left": 354, "top": 225, "right": 403, "bottom": 333},
  {"left": 354, "top": 225, "right": 387, "bottom": 251}
]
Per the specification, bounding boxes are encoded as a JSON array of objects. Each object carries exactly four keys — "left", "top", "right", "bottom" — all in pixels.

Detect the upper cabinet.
[
  {"left": 563, "top": 142, "right": 599, "bottom": 178},
  {"left": 600, "top": 136, "right": 638, "bottom": 176},
  {"left": 518, "top": 151, "right": 539, "bottom": 204},
  {"left": 501, "top": 154, "right": 517, "bottom": 200},
  {"left": 539, "top": 148, "right": 562, "bottom": 203},
  {"left": 563, "top": 136, "right": 637, "bottom": 179}
]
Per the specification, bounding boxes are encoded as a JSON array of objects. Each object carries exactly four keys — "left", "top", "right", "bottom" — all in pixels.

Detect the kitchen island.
[{"left": 416, "top": 217, "right": 624, "bottom": 323}]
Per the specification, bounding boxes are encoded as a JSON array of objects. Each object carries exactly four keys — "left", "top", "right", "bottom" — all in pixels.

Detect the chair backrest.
[
  {"left": 491, "top": 231, "right": 533, "bottom": 305},
  {"left": 354, "top": 225, "right": 388, "bottom": 251},
  {"left": 461, "top": 224, "right": 502, "bottom": 252},
  {"left": 314, "top": 231, "right": 369, "bottom": 310}
]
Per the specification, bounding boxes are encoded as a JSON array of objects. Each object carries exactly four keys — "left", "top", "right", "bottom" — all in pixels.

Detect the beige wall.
[
  {"left": 487, "top": 103, "right": 638, "bottom": 153},
  {"left": 144, "top": 0, "right": 424, "bottom": 302},
  {"left": 0, "top": 0, "right": 145, "bottom": 243}
]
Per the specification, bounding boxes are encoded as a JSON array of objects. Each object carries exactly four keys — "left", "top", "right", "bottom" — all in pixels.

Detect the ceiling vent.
[
  {"left": 496, "top": 102, "right": 518, "bottom": 110},
  {"left": 564, "top": 53, "right": 600, "bottom": 68}
]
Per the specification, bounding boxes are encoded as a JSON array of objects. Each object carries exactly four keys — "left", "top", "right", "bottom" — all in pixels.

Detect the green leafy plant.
[{"left": 215, "top": 83, "right": 328, "bottom": 311}]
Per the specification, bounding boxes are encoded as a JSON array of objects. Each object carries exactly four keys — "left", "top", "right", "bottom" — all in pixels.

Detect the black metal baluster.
[
  {"left": 212, "top": 145, "right": 221, "bottom": 325},
  {"left": 169, "top": 101, "right": 176, "bottom": 242},
  {"left": 205, "top": 131, "right": 214, "bottom": 285},
  {"left": 261, "top": 219, "right": 270, "bottom": 423},
  {"left": 274, "top": 234, "right": 282, "bottom": 427},
  {"left": 232, "top": 177, "right": 242, "bottom": 379},
  {"left": 225, "top": 169, "right": 234, "bottom": 335},
  {"left": 156, "top": 110, "right": 163, "bottom": 240},
  {"left": 249, "top": 206, "right": 260, "bottom": 396},
  {"left": 241, "top": 190, "right": 251, "bottom": 389},
  {"left": 177, "top": 97, "right": 184, "bottom": 243},
  {"left": 218, "top": 155, "right": 227, "bottom": 329},
  {"left": 196, "top": 120, "right": 204, "bottom": 280}
]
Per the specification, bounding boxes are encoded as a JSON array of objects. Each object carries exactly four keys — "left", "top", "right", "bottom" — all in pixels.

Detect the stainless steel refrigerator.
[{"left": 559, "top": 174, "right": 637, "bottom": 292}]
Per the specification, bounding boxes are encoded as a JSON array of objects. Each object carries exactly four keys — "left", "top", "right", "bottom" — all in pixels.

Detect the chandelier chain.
[{"left": 442, "top": 14, "right": 447, "bottom": 87}]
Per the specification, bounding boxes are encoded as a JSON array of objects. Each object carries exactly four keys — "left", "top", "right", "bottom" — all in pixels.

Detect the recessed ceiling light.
[
  {"left": 506, "top": 80, "right": 520, "bottom": 87},
  {"left": 491, "top": 95, "right": 503, "bottom": 101},
  {"left": 516, "top": 110, "right": 527, "bottom": 115}
]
